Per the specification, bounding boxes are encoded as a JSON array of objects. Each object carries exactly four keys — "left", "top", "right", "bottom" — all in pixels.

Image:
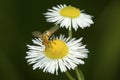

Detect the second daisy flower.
[{"left": 44, "top": 4, "right": 94, "bottom": 31}]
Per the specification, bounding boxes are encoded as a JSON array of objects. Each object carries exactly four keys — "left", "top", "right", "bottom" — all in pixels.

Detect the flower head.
[
  {"left": 44, "top": 4, "right": 94, "bottom": 31},
  {"left": 26, "top": 35, "right": 89, "bottom": 75}
]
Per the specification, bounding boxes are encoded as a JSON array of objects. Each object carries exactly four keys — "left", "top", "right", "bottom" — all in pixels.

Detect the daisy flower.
[
  {"left": 26, "top": 35, "right": 89, "bottom": 75},
  {"left": 44, "top": 4, "right": 94, "bottom": 31}
]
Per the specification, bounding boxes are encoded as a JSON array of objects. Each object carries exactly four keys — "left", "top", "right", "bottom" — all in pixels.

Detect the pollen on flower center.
[
  {"left": 45, "top": 39, "right": 68, "bottom": 59},
  {"left": 60, "top": 6, "right": 80, "bottom": 18}
]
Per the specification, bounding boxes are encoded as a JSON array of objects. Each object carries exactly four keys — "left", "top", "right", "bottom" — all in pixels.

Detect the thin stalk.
[
  {"left": 65, "top": 71, "right": 75, "bottom": 80},
  {"left": 65, "top": 26, "right": 75, "bottom": 80},
  {"left": 68, "top": 27, "right": 72, "bottom": 38},
  {"left": 75, "top": 67, "right": 84, "bottom": 80},
  {"left": 68, "top": 26, "right": 85, "bottom": 80}
]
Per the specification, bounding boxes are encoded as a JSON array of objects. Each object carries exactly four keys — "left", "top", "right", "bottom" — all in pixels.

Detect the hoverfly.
[{"left": 32, "top": 25, "right": 59, "bottom": 46}]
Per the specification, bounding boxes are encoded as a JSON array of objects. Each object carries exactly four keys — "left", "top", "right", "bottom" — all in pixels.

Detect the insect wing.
[
  {"left": 47, "top": 25, "right": 59, "bottom": 35},
  {"left": 32, "top": 31, "right": 42, "bottom": 38}
]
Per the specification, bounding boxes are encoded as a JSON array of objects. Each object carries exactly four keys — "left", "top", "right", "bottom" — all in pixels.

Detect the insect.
[{"left": 32, "top": 25, "right": 59, "bottom": 46}]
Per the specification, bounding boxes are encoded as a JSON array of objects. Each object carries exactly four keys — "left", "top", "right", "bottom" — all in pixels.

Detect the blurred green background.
[{"left": 0, "top": 0, "right": 120, "bottom": 80}]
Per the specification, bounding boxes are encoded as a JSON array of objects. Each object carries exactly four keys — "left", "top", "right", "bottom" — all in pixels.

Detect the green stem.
[
  {"left": 68, "top": 27, "right": 72, "bottom": 38},
  {"left": 75, "top": 67, "right": 85, "bottom": 80},
  {"left": 68, "top": 27, "right": 85, "bottom": 80},
  {"left": 64, "top": 27, "right": 74, "bottom": 80},
  {"left": 65, "top": 71, "right": 75, "bottom": 80}
]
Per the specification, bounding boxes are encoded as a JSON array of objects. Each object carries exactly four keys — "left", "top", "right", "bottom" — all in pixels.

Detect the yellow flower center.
[
  {"left": 45, "top": 39, "right": 68, "bottom": 59},
  {"left": 60, "top": 6, "right": 80, "bottom": 18}
]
